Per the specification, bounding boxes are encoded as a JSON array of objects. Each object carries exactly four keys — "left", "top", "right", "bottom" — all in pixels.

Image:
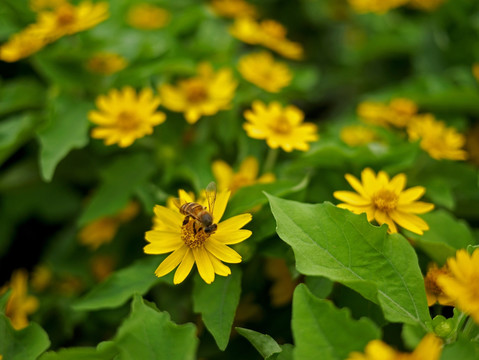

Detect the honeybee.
[{"left": 175, "top": 182, "right": 217, "bottom": 235}]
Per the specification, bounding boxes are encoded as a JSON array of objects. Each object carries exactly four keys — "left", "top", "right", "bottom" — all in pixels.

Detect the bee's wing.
[
  {"left": 205, "top": 182, "right": 217, "bottom": 216},
  {"left": 172, "top": 197, "right": 183, "bottom": 210}
]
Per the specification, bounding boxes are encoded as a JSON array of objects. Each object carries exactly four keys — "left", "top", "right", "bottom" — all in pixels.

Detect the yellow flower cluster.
[
  {"left": 230, "top": 17, "right": 304, "bottom": 60},
  {"left": 127, "top": 3, "right": 170, "bottom": 30},
  {"left": 358, "top": 98, "right": 417, "bottom": 128},
  {"left": 210, "top": 0, "right": 258, "bottom": 18},
  {"left": 0, "top": 1, "right": 109, "bottom": 62}
]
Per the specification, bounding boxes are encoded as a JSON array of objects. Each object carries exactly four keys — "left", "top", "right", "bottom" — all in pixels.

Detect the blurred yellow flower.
[
  {"left": 0, "top": 270, "right": 39, "bottom": 330},
  {"left": 409, "top": 0, "right": 446, "bottom": 11},
  {"left": 465, "top": 124, "right": 479, "bottom": 166},
  {"left": 30, "top": 0, "right": 66, "bottom": 12},
  {"left": 79, "top": 202, "right": 140, "bottom": 249},
  {"left": 0, "top": 25, "right": 49, "bottom": 62},
  {"left": 89, "top": 87, "right": 166, "bottom": 147},
  {"left": 407, "top": 114, "right": 467, "bottom": 161},
  {"left": 388, "top": 98, "right": 417, "bottom": 128},
  {"left": 334, "top": 168, "right": 434, "bottom": 234},
  {"left": 243, "top": 101, "right": 318, "bottom": 152},
  {"left": 86, "top": 52, "right": 128, "bottom": 75},
  {"left": 357, "top": 101, "right": 391, "bottom": 127},
  {"left": 265, "top": 258, "right": 299, "bottom": 307},
  {"left": 347, "top": 333, "right": 442, "bottom": 360},
  {"left": 31, "top": 265, "right": 53, "bottom": 292},
  {"left": 238, "top": 51, "right": 292, "bottom": 93},
  {"left": 424, "top": 263, "right": 454, "bottom": 307},
  {"left": 348, "top": 0, "right": 408, "bottom": 14},
  {"left": 212, "top": 156, "right": 275, "bottom": 194},
  {"left": 210, "top": 0, "right": 258, "bottom": 18},
  {"left": 438, "top": 249, "right": 479, "bottom": 324},
  {"left": 340, "top": 125, "right": 377, "bottom": 146},
  {"left": 91, "top": 255, "right": 116, "bottom": 282},
  {"left": 160, "top": 63, "right": 237, "bottom": 124},
  {"left": 145, "top": 189, "right": 252, "bottom": 284},
  {"left": 230, "top": 18, "right": 304, "bottom": 60},
  {"left": 473, "top": 63, "right": 479, "bottom": 83},
  {"left": 34, "top": 1, "right": 109, "bottom": 41},
  {"left": 127, "top": 3, "right": 170, "bottom": 30}
]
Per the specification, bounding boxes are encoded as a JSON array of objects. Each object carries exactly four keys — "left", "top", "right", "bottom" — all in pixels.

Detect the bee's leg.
[
  {"left": 193, "top": 221, "right": 198, "bottom": 235},
  {"left": 182, "top": 215, "right": 190, "bottom": 226}
]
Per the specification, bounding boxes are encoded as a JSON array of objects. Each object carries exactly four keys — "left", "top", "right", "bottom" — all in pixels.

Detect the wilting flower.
[
  {"left": 88, "top": 87, "right": 166, "bottom": 147},
  {"left": 409, "top": 0, "right": 446, "bottom": 11},
  {"left": 243, "top": 101, "right": 318, "bottom": 152},
  {"left": 159, "top": 63, "right": 237, "bottom": 124},
  {"left": 210, "top": 0, "right": 258, "bottom": 18},
  {"left": 424, "top": 263, "right": 454, "bottom": 307},
  {"left": 127, "top": 3, "right": 170, "bottom": 30},
  {"left": 348, "top": 0, "right": 408, "bottom": 14},
  {"left": 30, "top": 0, "right": 66, "bottom": 12},
  {"left": 334, "top": 168, "right": 434, "bottom": 234},
  {"left": 438, "top": 249, "right": 479, "bottom": 323},
  {"left": 238, "top": 51, "right": 292, "bottom": 93},
  {"left": 0, "top": 25, "right": 49, "bottom": 62},
  {"left": 79, "top": 202, "right": 140, "bottom": 249},
  {"left": 407, "top": 114, "right": 468, "bottom": 161},
  {"left": 86, "top": 52, "right": 128, "bottom": 75},
  {"left": 340, "top": 125, "right": 377, "bottom": 146},
  {"left": 212, "top": 156, "right": 275, "bottom": 194},
  {"left": 388, "top": 98, "right": 417, "bottom": 128},
  {"left": 265, "top": 258, "right": 299, "bottom": 307},
  {"left": 0, "top": 270, "right": 39, "bottom": 330},
  {"left": 347, "top": 333, "right": 442, "bottom": 360},
  {"left": 144, "top": 190, "right": 252, "bottom": 284}
]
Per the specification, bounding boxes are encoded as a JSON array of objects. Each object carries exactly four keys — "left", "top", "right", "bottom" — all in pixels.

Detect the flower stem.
[{"left": 263, "top": 147, "right": 279, "bottom": 174}]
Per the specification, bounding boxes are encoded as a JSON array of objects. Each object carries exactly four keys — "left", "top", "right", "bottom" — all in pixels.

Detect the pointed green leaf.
[
  {"left": 441, "top": 337, "right": 479, "bottom": 360},
  {"left": 113, "top": 295, "right": 198, "bottom": 360},
  {"left": 37, "top": 95, "right": 92, "bottom": 181},
  {"left": 236, "top": 327, "right": 282, "bottom": 359},
  {"left": 73, "top": 256, "right": 170, "bottom": 311},
  {"left": 39, "top": 342, "right": 117, "bottom": 360},
  {"left": 0, "top": 315, "right": 50, "bottom": 360},
  {"left": 292, "top": 284, "right": 380, "bottom": 360},
  {"left": 0, "top": 78, "right": 45, "bottom": 117},
  {"left": 193, "top": 269, "right": 242, "bottom": 350},
  {"left": 267, "top": 194, "right": 431, "bottom": 327}
]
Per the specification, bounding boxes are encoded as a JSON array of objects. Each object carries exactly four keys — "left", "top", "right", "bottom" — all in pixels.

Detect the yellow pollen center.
[
  {"left": 181, "top": 218, "right": 212, "bottom": 248},
  {"left": 117, "top": 111, "right": 139, "bottom": 131},
  {"left": 186, "top": 82, "right": 208, "bottom": 103},
  {"left": 271, "top": 116, "right": 292, "bottom": 134},
  {"left": 56, "top": 5, "right": 76, "bottom": 26},
  {"left": 372, "top": 189, "right": 398, "bottom": 212}
]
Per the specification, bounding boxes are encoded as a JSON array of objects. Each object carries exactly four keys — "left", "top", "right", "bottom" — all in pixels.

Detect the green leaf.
[
  {"left": 39, "top": 342, "right": 117, "bottom": 360},
  {"left": 267, "top": 195, "right": 431, "bottom": 327},
  {"left": 78, "top": 152, "right": 155, "bottom": 226},
  {"left": 292, "top": 284, "right": 380, "bottom": 360},
  {"left": 0, "top": 289, "right": 11, "bottom": 312},
  {"left": 236, "top": 327, "right": 282, "bottom": 359},
  {"left": 0, "top": 78, "right": 45, "bottom": 117},
  {"left": 406, "top": 210, "right": 476, "bottom": 265},
  {"left": 113, "top": 295, "right": 198, "bottom": 360},
  {"left": 0, "top": 315, "right": 50, "bottom": 360},
  {"left": 193, "top": 269, "right": 242, "bottom": 350},
  {"left": 37, "top": 95, "right": 92, "bottom": 181},
  {"left": 73, "top": 256, "right": 170, "bottom": 311},
  {"left": 441, "top": 337, "right": 479, "bottom": 360}
]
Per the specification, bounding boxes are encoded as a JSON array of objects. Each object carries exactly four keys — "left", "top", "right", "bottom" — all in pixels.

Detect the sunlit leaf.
[{"left": 236, "top": 327, "right": 282, "bottom": 359}]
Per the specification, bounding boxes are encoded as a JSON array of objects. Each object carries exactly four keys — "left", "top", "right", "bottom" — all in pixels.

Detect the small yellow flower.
[
  {"left": 127, "top": 3, "right": 170, "bottom": 30},
  {"left": 357, "top": 101, "right": 391, "bottom": 127},
  {"left": 438, "top": 249, "right": 479, "bottom": 324},
  {"left": 238, "top": 51, "right": 292, "bottom": 93},
  {"left": 388, "top": 98, "right": 417, "bottom": 128},
  {"left": 144, "top": 190, "right": 252, "bottom": 284},
  {"left": 340, "top": 125, "right": 377, "bottom": 147},
  {"left": 30, "top": 0, "right": 66, "bottom": 12},
  {"left": 0, "top": 270, "right": 39, "bottom": 330},
  {"left": 424, "top": 263, "right": 454, "bottom": 307},
  {"left": 348, "top": 0, "right": 409, "bottom": 14},
  {"left": 473, "top": 63, "right": 479, "bottom": 83},
  {"left": 212, "top": 156, "right": 275, "bottom": 194},
  {"left": 79, "top": 202, "right": 139, "bottom": 249},
  {"left": 210, "top": 0, "right": 258, "bottom": 18},
  {"left": 86, "top": 52, "right": 128, "bottom": 75},
  {"left": 89, "top": 87, "right": 166, "bottom": 147},
  {"left": 159, "top": 63, "right": 237, "bottom": 124},
  {"left": 34, "top": 1, "right": 109, "bottom": 41},
  {"left": 333, "top": 168, "right": 434, "bottom": 234},
  {"left": 0, "top": 25, "right": 49, "bottom": 62},
  {"left": 243, "top": 101, "right": 318, "bottom": 152},
  {"left": 31, "top": 265, "right": 53, "bottom": 292},
  {"left": 265, "top": 258, "right": 299, "bottom": 307},
  {"left": 407, "top": 114, "right": 468, "bottom": 161},
  {"left": 347, "top": 333, "right": 442, "bottom": 360},
  {"left": 409, "top": 0, "right": 446, "bottom": 11}
]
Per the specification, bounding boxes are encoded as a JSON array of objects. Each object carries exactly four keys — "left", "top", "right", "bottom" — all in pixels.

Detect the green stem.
[
  {"left": 451, "top": 312, "right": 467, "bottom": 342},
  {"left": 462, "top": 317, "right": 476, "bottom": 339},
  {"left": 263, "top": 147, "right": 279, "bottom": 174}
]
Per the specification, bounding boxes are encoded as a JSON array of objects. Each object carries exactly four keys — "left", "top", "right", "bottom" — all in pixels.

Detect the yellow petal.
[
  {"left": 389, "top": 173, "right": 407, "bottom": 194},
  {"left": 154, "top": 245, "right": 188, "bottom": 278},
  {"left": 396, "top": 202, "right": 434, "bottom": 214},
  {"left": 211, "top": 229, "right": 252, "bottom": 245},
  {"left": 398, "top": 186, "right": 425, "bottom": 204},
  {"left": 173, "top": 249, "right": 195, "bottom": 284},
  {"left": 217, "top": 213, "right": 252, "bottom": 232},
  {"left": 361, "top": 168, "right": 377, "bottom": 196},
  {"left": 212, "top": 160, "right": 233, "bottom": 191},
  {"left": 144, "top": 231, "right": 183, "bottom": 254},
  {"left": 193, "top": 247, "right": 215, "bottom": 284},
  {"left": 333, "top": 191, "right": 370, "bottom": 206},
  {"left": 374, "top": 210, "right": 397, "bottom": 233},
  {"left": 205, "top": 238, "right": 242, "bottom": 263},
  {"left": 212, "top": 190, "right": 230, "bottom": 223},
  {"left": 239, "top": 156, "right": 259, "bottom": 179},
  {"left": 153, "top": 205, "right": 183, "bottom": 229},
  {"left": 208, "top": 253, "right": 231, "bottom": 276},
  {"left": 389, "top": 211, "right": 429, "bottom": 235},
  {"left": 344, "top": 173, "right": 368, "bottom": 198}
]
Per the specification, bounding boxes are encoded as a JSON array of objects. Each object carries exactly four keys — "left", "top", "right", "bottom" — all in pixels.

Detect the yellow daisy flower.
[
  {"left": 0, "top": 270, "right": 39, "bottom": 330},
  {"left": 210, "top": 0, "right": 258, "bottom": 18},
  {"left": 438, "top": 249, "right": 479, "bottom": 323},
  {"left": 144, "top": 189, "right": 252, "bottom": 284},
  {"left": 0, "top": 25, "right": 49, "bottom": 62},
  {"left": 407, "top": 114, "right": 468, "bottom": 161},
  {"left": 347, "top": 333, "right": 442, "bottom": 360},
  {"left": 348, "top": 0, "right": 408, "bottom": 14},
  {"left": 238, "top": 51, "right": 292, "bottom": 93},
  {"left": 243, "top": 101, "right": 318, "bottom": 152},
  {"left": 333, "top": 168, "right": 434, "bottom": 234},
  {"left": 30, "top": 0, "right": 66, "bottom": 12},
  {"left": 409, "top": 0, "right": 446, "bottom": 11},
  {"left": 473, "top": 63, "right": 479, "bottom": 83},
  {"left": 340, "top": 125, "right": 377, "bottom": 147},
  {"left": 159, "top": 63, "right": 237, "bottom": 124},
  {"left": 86, "top": 52, "right": 128, "bottom": 75},
  {"left": 79, "top": 201, "right": 139, "bottom": 249},
  {"left": 88, "top": 87, "right": 166, "bottom": 147},
  {"left": 388, "top": 98, "right": 417, "bottom": 128},
  {"left": 357, "top": 101, "right": 391, "bottom": 127},
  {"left": 212, "top": 156, "right": 275, "bottom": 194},
  {"left": 127, "top": 3, "right": 170, "bottom": 30},
  {"left": 424, "top": 263, "right": 454, "bottom": 307},
  {"left": 229, "top": 17, "right": 263, "bottom": 44},
  {"left": 34, "top": 1, "right": 109, "bottom": 41}
]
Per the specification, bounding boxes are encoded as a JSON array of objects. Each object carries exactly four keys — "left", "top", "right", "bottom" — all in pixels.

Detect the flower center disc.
[
  {"left": 181, "top": 218, "right": 212, "bottom": 248},
  {"left": 271, "top": 116, "right": 292, "bottom": 134},
  {"left": 56, "top": 5, "right": 76, "bottom": 26},
  {"left": 186, "top": 82, "right": 208, "bottom": 103},
  {"left": 372, "top": 189, "right": 398, "bottom": 212},
  {"left": 117, "top": 111, "right": 139, "bottom": 131}
]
